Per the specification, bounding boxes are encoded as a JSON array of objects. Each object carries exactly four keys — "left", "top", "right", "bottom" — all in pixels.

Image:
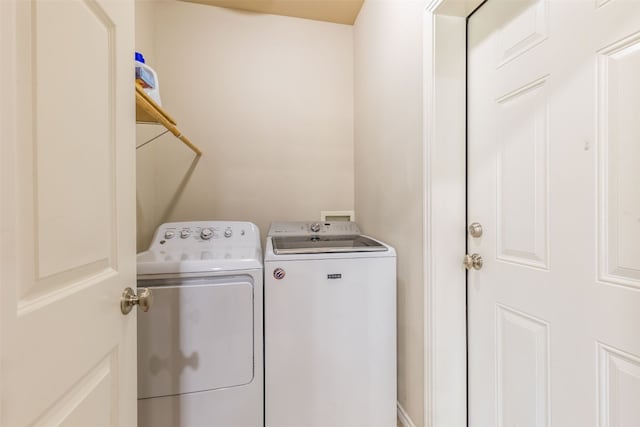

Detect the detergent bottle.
[{"left": 135, "top": 51, "right": 162, "bottom": 106}]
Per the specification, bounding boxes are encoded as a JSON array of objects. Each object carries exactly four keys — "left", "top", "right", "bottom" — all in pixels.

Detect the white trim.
[
  {"left": 397, "top": 402, "right": 417, "bottom": 427},
  {"left": 423, "top": 1, "right": 483, "bottom": 426},
  {"left": 0, "top": 0, "right": 18, "bottom": 422}
]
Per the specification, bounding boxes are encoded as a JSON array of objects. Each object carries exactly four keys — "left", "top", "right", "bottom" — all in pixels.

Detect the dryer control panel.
[
  {"left": 268, "top": 221, "right": 361, "bottom": 236},
  {"left": 137, "top": 221, "right": 263, "bottom": 275},
  {"left": 149, "top": 221, "right": 260, "bottom": 248}
]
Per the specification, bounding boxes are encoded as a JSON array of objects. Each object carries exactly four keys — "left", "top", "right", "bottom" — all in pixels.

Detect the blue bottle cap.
[{"left": 135, "top": 51, "right": 145, "bottom": 63}]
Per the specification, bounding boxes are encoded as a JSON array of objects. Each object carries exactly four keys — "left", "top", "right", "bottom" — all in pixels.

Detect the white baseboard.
[{"left": 397, "top": 402, "right": 416, "bottom": 427}]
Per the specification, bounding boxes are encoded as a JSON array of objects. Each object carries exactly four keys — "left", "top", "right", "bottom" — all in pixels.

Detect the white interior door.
[
  {"left": 468, "top": 0, "right": 640, "bottom": 425},
  {"left": 0, "top": 0, "right": 136, "bottom": 425}
]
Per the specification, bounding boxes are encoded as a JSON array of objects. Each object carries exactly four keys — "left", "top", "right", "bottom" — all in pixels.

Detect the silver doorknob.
[
  {"left": 464, "top": 253, "right": 483, "bottom": 270},
  {"left": 468, "top": 222, "right": 483, "bottom": 238},
  {"left": 121, "top": 287, "right": 153, "bottom": 315}
]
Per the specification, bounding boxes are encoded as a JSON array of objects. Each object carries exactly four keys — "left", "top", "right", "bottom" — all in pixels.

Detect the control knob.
[
  {"left": 310, "top": 223, "right": 321, "bottom": 233},
  {"left": 180, "top": 229, "right": 191, "bottom": 239},
  {"left": 224, "top": 228, "right": 233, "bottom": 238},
  {"left": 164, "top": 230, "right": 175, "bottom": 239},
  {"left": 200, "top": 228, "right": 213, "bottom": 240}
]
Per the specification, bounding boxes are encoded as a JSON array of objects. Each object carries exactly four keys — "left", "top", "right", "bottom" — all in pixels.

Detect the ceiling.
[{"left": 179, "top": 0, "right": 365, "bottom": 25}]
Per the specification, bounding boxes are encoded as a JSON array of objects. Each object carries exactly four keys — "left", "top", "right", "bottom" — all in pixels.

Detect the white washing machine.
[
  {"left": 264, "top": 221, "right": 397, "bottom": 427},
  {"left": 136, "top": 221, "right": 263, "bottom": 427}
]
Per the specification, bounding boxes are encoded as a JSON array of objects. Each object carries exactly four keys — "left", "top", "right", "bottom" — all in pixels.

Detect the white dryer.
[
  {"left": 136, "top": 221, "right": 263, "bottom": 427},
  {"left": 264, "top": 221, "right": 397, "bottom": 427}
]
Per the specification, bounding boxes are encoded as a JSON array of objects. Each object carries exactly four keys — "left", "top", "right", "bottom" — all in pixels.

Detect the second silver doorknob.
[{"left": 464, "top": 253, "right": 483, "bottom": 270}]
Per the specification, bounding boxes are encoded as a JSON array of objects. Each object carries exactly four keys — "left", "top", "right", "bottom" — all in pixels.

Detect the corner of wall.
[{"left": 353, "top": 1, "right": 426, "bottom": 426}]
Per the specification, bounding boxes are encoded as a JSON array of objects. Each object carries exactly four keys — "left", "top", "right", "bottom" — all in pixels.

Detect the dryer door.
[{"left": 137, "top": 276, "right": 254, "bottom": 399}]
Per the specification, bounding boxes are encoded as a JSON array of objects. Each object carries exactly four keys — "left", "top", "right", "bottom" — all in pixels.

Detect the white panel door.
[
  {"left": 0, "top": 0, "right": 136, "bottom": 425},
  {"left": 468, "top": 0, "right": 640, "bottom": 426}
]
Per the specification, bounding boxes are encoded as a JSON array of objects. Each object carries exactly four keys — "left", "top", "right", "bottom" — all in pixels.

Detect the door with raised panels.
[
  {"left": 468, "top": 0, "right": 640, "bottom": 425},
  {"left": 0, "top": 0, "right": 136, "bottom": 425}
]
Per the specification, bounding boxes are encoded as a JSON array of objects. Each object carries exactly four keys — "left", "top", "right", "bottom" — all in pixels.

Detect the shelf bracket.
[
  {"left": 135, "top": 83, "right": 202, "bottom": 156},
  {"left": 136, "top": 128, "right": 170, "bottom": 150}
]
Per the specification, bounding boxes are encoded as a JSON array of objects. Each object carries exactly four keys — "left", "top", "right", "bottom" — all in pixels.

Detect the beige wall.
[
  {"left": 354, "top": 1, "right": 425, "bottom": 425},
  {"left": 136, "top": 2, "right": 426, "bottom": 422},
  {"left": 135, "top": 1, "right": 354, "bottom": 249}
]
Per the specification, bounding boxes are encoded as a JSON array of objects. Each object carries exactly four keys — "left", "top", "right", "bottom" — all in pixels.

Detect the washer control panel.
[{"left": 268, "top": 221, "right": 361, "bottom": 236}]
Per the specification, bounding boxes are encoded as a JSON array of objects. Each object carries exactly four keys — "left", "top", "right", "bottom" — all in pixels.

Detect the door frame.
[
  {"left": 0, "top": 0, "right": 17, "bottom": 421},
  {"left": 423, "top": 1, "right": 482, "bottom": 426}
]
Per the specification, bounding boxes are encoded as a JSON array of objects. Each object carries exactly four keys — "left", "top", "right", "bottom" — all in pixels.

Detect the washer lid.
[{"left": 271, "top": 235, "right": 388, "bottom": 255}]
